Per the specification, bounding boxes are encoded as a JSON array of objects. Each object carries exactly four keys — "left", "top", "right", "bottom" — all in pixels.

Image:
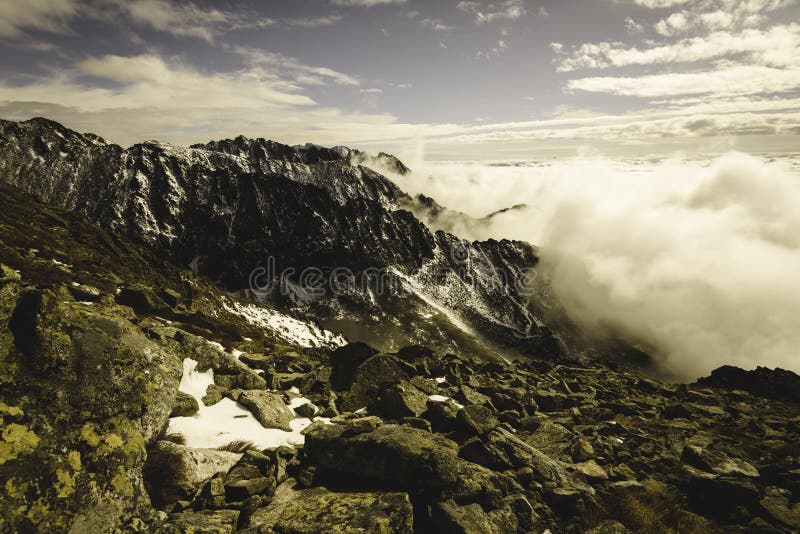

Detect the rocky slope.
[
  {"left": 0, "top": 117, "right": 559, "bottom": 360},
  {"left": 1, "top": 183, "right": 799, "bottom": 532},
  {"left": 2, "top": 118, "right": 800, "bottom": 533}
]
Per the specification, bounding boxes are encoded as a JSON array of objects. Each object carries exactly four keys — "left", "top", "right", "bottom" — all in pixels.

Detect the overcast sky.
[{"left": 1, "top": 0, "right": 798, "bottom": 159}]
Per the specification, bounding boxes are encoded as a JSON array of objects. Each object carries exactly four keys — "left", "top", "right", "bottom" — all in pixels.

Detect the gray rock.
[
  {"left": 237, "top": 390, "right": 293, "bottom": 431},
  {"left": 170, "top": 390, "right": 199, "bottom": 417},
  {"left": 244, "top": 480, "right": 413, "bottom": 533},
  {"left": 164, "top": 509, "right": 240, "bottom": 534},
  {"left": 457, "top": 404, "right": 500, "bottom": 436},
  {"left": 143, "top": 441, "right": 241, "bottom": 508},
  {"left": 304, "top": 423, "right": 460, "bottom": 490}
]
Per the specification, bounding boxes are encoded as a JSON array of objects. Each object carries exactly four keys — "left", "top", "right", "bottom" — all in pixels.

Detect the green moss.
[
  {"left": 111, "top": 468, "right": 133, "bottom": 497},
  {"left": 80, "top": 423, "right": 101, "bottom": 447},
  {"left": 0, "top": 423, "right": 40, "bottom": 465},
  {"left": 0, "top": 402, "right": 23, "bottom": 417},
  {"left": 26, "top": 498, "right": 49, "bottom": 524},
  {"left": 5, "top": 477, "right": 27, "bottom": 499},
  {"left": 66, "top": 450, "right": 81, "bottom": 472},
  {"left": 54, "top": 468, "right": 76, "bottom": 498},
  {"left": 103, "top": 433, "right": 123, "bottom": 449}
]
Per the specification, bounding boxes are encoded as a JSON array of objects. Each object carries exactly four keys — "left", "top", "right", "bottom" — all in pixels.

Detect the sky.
[{"left": 0, "top": 0, "right": 799, "bottom": 159}]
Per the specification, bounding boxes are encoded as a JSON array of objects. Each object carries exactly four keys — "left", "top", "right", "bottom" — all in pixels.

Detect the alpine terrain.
[{"left": 0, "top": 118, "right": 799, "bottom": 533}]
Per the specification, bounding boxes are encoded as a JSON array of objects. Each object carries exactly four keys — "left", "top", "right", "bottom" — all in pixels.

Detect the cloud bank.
[{"left": 384, "top": 152, "right": 800, "bottom": 380}]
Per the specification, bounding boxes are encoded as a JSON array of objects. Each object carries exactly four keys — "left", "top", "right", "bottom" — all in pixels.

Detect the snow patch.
[
  {"left": 223, "top": 301, "right": 346, "bottom": 348},
  {"left": 428, "top": 394, "right": 464, "bottom": 409},
  {"left": 171, "top": 357, "right": 329, "bottom": 450}
]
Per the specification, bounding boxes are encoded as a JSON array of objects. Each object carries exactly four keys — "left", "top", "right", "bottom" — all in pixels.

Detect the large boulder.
[
  {"left": 0, "top": 286, "right": 182, "bottom": 532},
  {"left": 142, "top": 441, "right": 241, "bottom": 508},
  {"left": 162, "top": 509, "right": 240, "bottom": 534},
  {"left": 304, "top": 423, "right": 460, "bottom": 490},
  {"left": 244, "top": 479, "right": 413, "bottom": 533},
  {"left": 329, "top": 342, "right": 378, "bottom": 391},
  {"left": 339, "top": 354, "right": 409, "bottom": 412},
  {"left": 235, "top": 391, "right": 293, "bottom": 431}
]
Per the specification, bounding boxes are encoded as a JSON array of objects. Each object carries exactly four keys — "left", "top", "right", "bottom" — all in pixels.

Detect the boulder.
[
  {"left": 244, "top": 480, "right": 413, "bottom": 533},
  {"left": 430, "top": 500, "right": 495, "bottom": 534},
  {"left": 377, "top": 381, "right": 429, "bottom": 418},
  {"left": 339, "top": 354, "right": 409, "bottom": 412},
  {"left": 170, "top": 391, "right": 199, "bottom": 417},
  {"left": 163, "top": 509, "right": 240, "bottom": 534},
  {"left": 304, "top": 424, "right": 460, "bottom": 490},
  {"left": 1, "top": 288, "right": 182, "bottom": 531},
  {"left": 224, "top": 451, "right": 277, "bottom": 503},
  {"left": 681, "top": 445, "right": 759, "bottom": 477},
  {"left": 143, "top": 441, "right": 241, "bottom": 508},
  {"left": 237, "top": 391, "right": 293, "bottom": 431},
  {"left": 329, "top": 342, "right": 378, "bottom": 391},
  {"left": 457, "top": 405, "right": 500, "bottom": 436}
]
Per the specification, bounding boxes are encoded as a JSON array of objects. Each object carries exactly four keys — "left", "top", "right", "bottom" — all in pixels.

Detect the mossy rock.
[{"left": 0, "top": 286, "right": 182, "bottom": 532}]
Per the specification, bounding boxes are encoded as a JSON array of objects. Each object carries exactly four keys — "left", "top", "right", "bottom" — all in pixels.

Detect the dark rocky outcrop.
[{"left": 695, "top": 365, "right": 800, "bottom": 404}]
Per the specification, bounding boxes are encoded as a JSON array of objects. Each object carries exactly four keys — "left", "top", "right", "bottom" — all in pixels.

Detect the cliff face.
[{"left": 0, "top": 117, "right": 560, "bottom": 358}]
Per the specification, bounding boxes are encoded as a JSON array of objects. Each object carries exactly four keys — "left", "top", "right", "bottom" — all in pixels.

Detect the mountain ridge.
[{"left": 0, "top": 117, "right": 561, "bottom": 360}]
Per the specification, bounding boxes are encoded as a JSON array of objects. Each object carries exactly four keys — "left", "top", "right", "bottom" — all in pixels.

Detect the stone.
[
  {"left": 524, "top": 420, "right": 574, "bottom": 460},
  {"left": 293, "top": 402, "right": 317, "bottom": 419},
  {"left": 329, "top": 342, "right": 378, "bottom": 391},
  {"left": 1, "top": 288, "right": 182, "bottom": 531},
  {"left": 681, "top": 445, "right": 759, "bottom": 478},
  {"left": 170, "top": 391, "right": 200, "bottom": 417},
  {"left": 430, "top": 500, "right": 495, "bottom": 534},
  {"left": 585, "top": 520, "right": 634, "bottom": 533},
  {"left": 378, "top": 381, "right": 430, "bottom": 419},
  {"left": 456, "top": 404, "right": 500, "bottom": 436},
  {"left": 117, "top": 285, "right": 171, "bottom": 314},
  {"left": 164, "top": 509, "right": 240, "bottom": 534},
  {"left": 202, "top": 384, "right": 227, "bottom": 407},
  {"left": 571, "top": 438, "right": 595, "bottom": 463},
  {"left": 237, "top": 391, "right": 293, "bottom": 431},
  {"left": 574, "top": 460, "right": 609, "bottom": 481},
  {"left": 143, "top": 441, "right": 242, "bottom": 508},
  {"left": 304, "top": 424, "right": 460, "bottom": 490},
  {"left": 244, "top": 481, "right": 413, "bottom": 533},
  {"left": 454, "top": 385, "right": 492, "bottom": 407},
  {"left": 340, "top": 354, "right": 409, "bottom": 412},
  {"left": 760, "top": 486, "right": 800, "bottom": 529}
]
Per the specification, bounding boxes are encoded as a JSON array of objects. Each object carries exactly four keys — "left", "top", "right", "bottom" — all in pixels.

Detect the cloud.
[
  {"left": 331, "top": 0, "right": 406, "bottom": 5},
  {"left": 231, "top": 47, "right": 360, "bottom": 86},
  {"left": 567, "top": 64, "right": 800, "bottom": 98},
  {"left": 555, "top": 24, "right": 800, "bottom": 71},
  {"left": 386, "top": 152, "right": 800, "bottom": 380},
  {"left": 420, "top": 18, "right": 455, "bottom": 31},
  {"left": 456, "top": 0, "right": 526, "bottom": 25},
  {"left": 632, "top": 0, "right": 692, "bottom": 7},
  {"left": 0, "top": 0, "right": 77, "bottom": 38}
]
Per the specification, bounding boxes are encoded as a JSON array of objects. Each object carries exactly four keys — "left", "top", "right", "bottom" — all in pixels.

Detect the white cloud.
[
  {"left": 331, "top": 0, "right": 406, "bottom": 5},
  {"left": 457, "top": 0, "right": 526, "bottom": 25},
  {"left": 556, "top": 24, "right": 800, "bottom": 71},
  {"left": 0, "top": 0, "right": 77, "bottom": 38},
  {"left": 231, "top": 47, "right": 360, "bottom": 86},
  {"left": 567, "top": 64, "right": 800, "bottom": 98},
  {"left": 632, "top": 0, "right": 692, "bottom": 7},
  {"left": 420, "top": 18, "right": 455, "bottom": 31}
]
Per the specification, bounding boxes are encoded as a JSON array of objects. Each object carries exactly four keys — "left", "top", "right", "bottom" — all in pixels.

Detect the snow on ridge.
[{"left": 223, "top": 301, "right": 346, "bottom": 348}]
